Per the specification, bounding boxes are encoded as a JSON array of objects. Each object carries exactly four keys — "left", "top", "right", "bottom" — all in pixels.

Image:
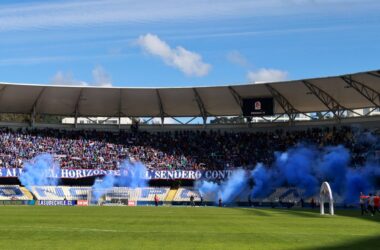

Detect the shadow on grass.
[
  {"left": 320, "top": 209, "right": 380, "bottom": 223},
  {"left": 301, "top": 235, "right": 380, "bottom": 250},
  {"left": 230, "top": 207, "right": 322, "bottom": 218},
  {"left": 267, "top": 208, "right": 323, "bottom": 218},
  {"left": 230, "top": 207, "right": 380, "bottom": 222},
  {"left": 229, "top": 207, "right": 271, "bottom": 217}
]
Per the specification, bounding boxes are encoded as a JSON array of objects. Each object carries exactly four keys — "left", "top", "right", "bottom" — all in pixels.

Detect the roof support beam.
[
  {"left": 302, "top": 80, "right": 359, "bottom": 119},
  {"left": 341, "top": 76, "right": 380, "bottom": 108},
  {"left": 367, "top": 71, "right": 380, "bottom": 79},
  {"left": 266, "top": 84, "right": 301, "bottom": 122},
  {"left": 142, "top": 117, "right": 154, "bottom": 124},
  {"left": 74, "top": 89, "right": 84, "bottom": 128},
  {"left": 170, "top": 116, "right": 184, "bottom": 125},
  {"left": 156, "top": 89, "right": 165, "bottom": 125},
  {"left": 228, "top": 86, "right": 243, "bottom": 109},
  {"left": 185, "top": 116, "right": 197, "bottom": 124},
  {"left": 0, "top": 85, "right": 7, "bottom": 105},
  {"left": 85, "top": 116, "right": 113, "bottom": 124},
  {"left": 118, "top": 89, "right": 123, "bottom": 128},
  {"left": 364, "top": 107, "right": 379, "bottom": 117},
  {"left": 228, "top": 86, "right": 254, "bottom": 124},
  {"left": 272, "top": 113, "right": 286, "bottom": 122},
  {"left": 193, "top": 88, "right": 208, "bottom": 125},
  {"left": 30, "top": 87, "right": 46, "bottom": 127},
  {"left": 0, "top": 86, "right": 6, "bottom": 121}
]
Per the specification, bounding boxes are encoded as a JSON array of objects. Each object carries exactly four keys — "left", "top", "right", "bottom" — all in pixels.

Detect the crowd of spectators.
[{"left": 0, "top": 127, "right": 378, "bottom": 170}]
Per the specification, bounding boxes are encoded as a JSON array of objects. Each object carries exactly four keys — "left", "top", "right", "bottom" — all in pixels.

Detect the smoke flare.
[
  {"left": 251, "top": 144, "right": 380, "bottom": 203},
  {"left": 18, "top": 153, "right": 60, "bottom": 190},
  {"left": 195, "top": 169, "right": 248, "bottom": 204},
  {"left": 91, "top": 159, "right": 148, "bottom": 202}
]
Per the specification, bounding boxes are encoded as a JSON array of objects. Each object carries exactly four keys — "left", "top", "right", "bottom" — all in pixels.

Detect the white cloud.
[
  {"left": 92, "top": 65, "right": 112, "bottom": 86},
  {"left": 51, "top": 71, "right": 88, "bottom": 86},
  {"left": 227, "top": 50, "right": 288, "bottom": 83},
  {"left": 247, "top": 68, "right": 288, "bottom": 83},
  {"left": 226, "top": 50, "right": 251, "bottom": 68},
  {"left": 136, "top": 33, "right": 211, "bottom": 77},
  {"left": 51, "top": 66, "right": 112, "bottom": 86}
]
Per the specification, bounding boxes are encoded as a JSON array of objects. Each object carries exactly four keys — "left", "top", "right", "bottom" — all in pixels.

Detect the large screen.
[{"left": 242, "top": 98, "right": 274, "bottom": 116}]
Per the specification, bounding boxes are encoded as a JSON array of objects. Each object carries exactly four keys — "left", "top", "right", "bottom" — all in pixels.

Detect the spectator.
[{"left": 0, "top": 126, "right": 377, "bottom": 171}]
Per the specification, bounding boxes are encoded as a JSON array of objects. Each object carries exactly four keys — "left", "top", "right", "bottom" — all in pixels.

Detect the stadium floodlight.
[{"left": 320, "top": 182, "right": 334, "bottom": 215}]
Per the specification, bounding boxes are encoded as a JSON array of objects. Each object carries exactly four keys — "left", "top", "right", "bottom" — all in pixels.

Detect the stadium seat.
[
  {"left": 173, "top": 187, "right": 212, "bottom": 202},
  {"left": 0, "top": 185, "right": 31, "bottom": 200},
  {"left": 64, "top": 186, "right": 91, "bottom": 200},
  {"left": 31, "top": 186, "right": 66, "bottom": 200}
]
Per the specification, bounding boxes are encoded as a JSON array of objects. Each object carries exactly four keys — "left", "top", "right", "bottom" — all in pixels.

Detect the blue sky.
[{"left": 0, "top": 0, "right": 379, "bottom": 87}]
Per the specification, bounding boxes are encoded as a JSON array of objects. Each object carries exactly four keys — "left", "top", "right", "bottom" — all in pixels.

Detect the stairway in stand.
[
  {"left": 20, "top": 186, "right": 34, "bottom": 200},
  {"left": 165, "top": 189, "right": 178, "bottom": 202}
]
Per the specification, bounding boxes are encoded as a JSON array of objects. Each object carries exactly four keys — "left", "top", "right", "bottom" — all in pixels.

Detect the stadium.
[
  {"left": 1, "top": 1, "right": 380, "bottom": 250},
  {"left": 0, "top": 69, "right": 380, "bottom": 249}
]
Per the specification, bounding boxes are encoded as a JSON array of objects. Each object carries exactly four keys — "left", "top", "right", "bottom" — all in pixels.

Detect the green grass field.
[{"left": 0, "top": 206, "right": 379, "bottom": 250}]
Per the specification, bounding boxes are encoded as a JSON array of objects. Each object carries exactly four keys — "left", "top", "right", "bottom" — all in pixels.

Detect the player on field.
[
  {"left": 310, "top": 198, "right": 316, "bottom": 209},
  {"left": 373, "top": 194, "right": 380, "bottom": 214},
  {"left": 190, "top": 195, "right": 195, "bottom": 207},
  {"left": 154, "top": 194, "right": 159, "bottom": 207},
  {"left": 360, "top": 192, "right": 369, "bottom": 216}
]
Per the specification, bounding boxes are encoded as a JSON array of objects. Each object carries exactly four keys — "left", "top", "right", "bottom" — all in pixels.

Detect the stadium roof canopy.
[{"left": 0, "top": 70, "right": 379, "bottom": 119}]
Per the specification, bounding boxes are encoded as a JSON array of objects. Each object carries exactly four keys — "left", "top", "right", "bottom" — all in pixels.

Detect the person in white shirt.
[{"left": 368, "top": 193, "right": 375, "bottom": 216}]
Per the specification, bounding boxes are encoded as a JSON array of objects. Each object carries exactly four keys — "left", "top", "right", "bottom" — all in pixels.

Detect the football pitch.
[{"left": 0, "top": 206, "right": 379, "bottom": 250}]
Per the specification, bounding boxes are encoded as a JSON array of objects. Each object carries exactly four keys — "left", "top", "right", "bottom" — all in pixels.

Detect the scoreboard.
[{"left": 242, "top": 98, "right": 274, "bottom": 116}]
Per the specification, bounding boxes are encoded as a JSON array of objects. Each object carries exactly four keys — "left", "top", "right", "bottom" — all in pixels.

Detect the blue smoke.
[
  {"left": 220, "top": 169, "right": 248, "bottom": 202},
  {"left": 251, "top": 163, "right": 276, "bottom": 198},
  {"left": 356, "top": 131, "right": 378, "bottom": 146},
  {"left": 251, "top": 144, "right": 380, "bottom": 203},
  {"left": 318, "top": 146, "right": 350, "bottom": 194},
  {"left": 345, "top": 163, "right": 380, "bottom": 203},
  {"left": 91, "top": 159, "right": 148, "bottom": 202},
  {"left": 345, "top": 169, "right": 370, "bottom": 203},
  {"left": 91, "top": 173, "right": 116, "bottom": 203},
  {"left": 275, "top": 146, "right": 319, "bottom": 197},
  {"left": 195, "top": 169, "right": 248, "bottom": 204},
  {"left": 19, "top": 153, "right": 60, "bottom": 190},
  {"left": 116, "top": 161, "right": 148, "bottom": 188},
  {"left": 196, "top": 180, "right": 219, "bottom": 197}
]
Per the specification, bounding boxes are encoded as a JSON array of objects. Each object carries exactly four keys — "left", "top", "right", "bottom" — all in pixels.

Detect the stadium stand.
[
  {"left": 65, "top": 186, "right": 91, "bottom": 200},
  {"left": 0, "top": 185, "right": 32, "bottom": 200},
  {"left": 165, "top": 189, "right": 178, "bottom": 202},
  {"left": 139, "top": 187, "right": 170, "bottom": 201},
  {"left": 0, "top": 126, "right": 378, "bottom": 171},
  {"left": 31, "top": 186, "right": 66, "bottom": 200},
  {"left": 102, "top": 187, "right": 170, "bottom": 202},
  {"left": 19, "top": 186, "right": 34, "bottom": 200},
  {"left": 0, "top": 70, "right": 379, "bottom": 207},
  {"left": 27, "top": 186, "right": 170, "bottom": 202},
  {"left": 173, "top": 187, "right": 215, "bottom": 202}
]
